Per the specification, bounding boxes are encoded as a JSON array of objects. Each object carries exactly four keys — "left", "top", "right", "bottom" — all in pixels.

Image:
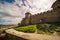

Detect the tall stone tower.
[
  {"left": 25, "top": 12, "right": 31, "bottom": 18},
  {"left": 25, "top": 12, "right": 32, "bottom": 25},
  {"left": 52, "top": 0, "right": 60, "bottom": 22}
]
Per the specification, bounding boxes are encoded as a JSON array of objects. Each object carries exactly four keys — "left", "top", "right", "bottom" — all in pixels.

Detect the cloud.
[
  {"left": 14, "top": 0, "right": 56, "bottom": 14},
  {"left": 0, "top": 0, "right": 56, "bottom": 25}
]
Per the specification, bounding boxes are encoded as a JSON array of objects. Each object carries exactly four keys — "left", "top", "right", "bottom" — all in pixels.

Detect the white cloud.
[
  {"left": 0, "top": 0, "right": 56, "bottom": 24},
  {"left": 14, "top": 0, "right": 56, "bottom": 14}
]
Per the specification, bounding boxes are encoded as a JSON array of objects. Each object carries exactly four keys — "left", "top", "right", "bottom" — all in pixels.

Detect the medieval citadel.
[{"left": 21, "top": 0, "right": 60, "bottom": 25}]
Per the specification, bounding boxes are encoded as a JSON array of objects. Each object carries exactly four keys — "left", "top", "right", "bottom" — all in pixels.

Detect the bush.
[
  {"left": 37, "top": 29, "right": 52, "bottom": 35},
  {"left": 36, "top": 24, "right": 54, "bottom": 34},
  {"left": 49, "top": 25, "right": 57, "bottom": 31},
  {"left": 57, "top": 32, "right": 60, "bottom": 36},
  {"left": 52, "top": 23, "right": 60, "bottom": 27},
  {"left": 36, "top": 24, "right": 46, "bottom": 30},
  {"left": 37, "top": 29, "right": 45, "bottom": 34},
  {"left": 15, "top": 25, "right": 37, "bottom": 33}
]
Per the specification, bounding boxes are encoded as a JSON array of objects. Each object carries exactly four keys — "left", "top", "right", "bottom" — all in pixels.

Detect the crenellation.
[{"left": 21, "top": 0, "right": 60, "bottom": 25}]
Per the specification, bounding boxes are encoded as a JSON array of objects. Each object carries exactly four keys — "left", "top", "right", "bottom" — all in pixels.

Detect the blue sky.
[
  {"left": 0, "top": 0, "right": 56, "bottom": 25},
  {"left": 0, "top": 0, "right": 15, "bottom": 3}
]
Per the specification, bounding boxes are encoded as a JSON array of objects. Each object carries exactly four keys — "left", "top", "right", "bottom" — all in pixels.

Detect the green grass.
[{"left": 15, "top": 25, "right": 37, "bottom": 33}]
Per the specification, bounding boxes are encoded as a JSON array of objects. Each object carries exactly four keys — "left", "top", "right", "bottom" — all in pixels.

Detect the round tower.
[
  {"left": 25, "top": 12, "right": 32, "bottom": 25},
  {"left": 25, "top": 12, "right": 31, "bottom": 18}
]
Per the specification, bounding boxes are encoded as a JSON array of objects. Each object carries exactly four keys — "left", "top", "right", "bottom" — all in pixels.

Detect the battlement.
[{"left": 21, "top": 0, "right": 60, "bottom": 25}]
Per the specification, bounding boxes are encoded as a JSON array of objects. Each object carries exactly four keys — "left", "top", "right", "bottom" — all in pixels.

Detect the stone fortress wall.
[{"left": 21, "top": 0, "right": 60, "bottom": 25}]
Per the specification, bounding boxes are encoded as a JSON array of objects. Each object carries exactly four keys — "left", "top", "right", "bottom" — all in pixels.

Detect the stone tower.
[
  {"left": 25, "top": 12, "right": 32, "bottom": 25},
  {"left": 52, "top": 0, "right": 60, "bottom": 22},
  {"left": 25, "top": 12, "right": 31, "bottom": 18}
]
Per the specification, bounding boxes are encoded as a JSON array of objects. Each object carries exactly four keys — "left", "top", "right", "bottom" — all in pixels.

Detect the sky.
[{"left": 0, "top": 0, "right": 56, "bottom": 25}]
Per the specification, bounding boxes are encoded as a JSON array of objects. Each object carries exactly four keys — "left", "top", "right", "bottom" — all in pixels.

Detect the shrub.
[
  {"left": 36, "top": 24, "right": 46, "bottom": 30},
  {"left": 37, "top": 29, "right": 45, "bottom": 34},
  {"left": 57, "top": 32, "right": 60, "bottom": 36},
  {"left": 37, "top": 29, "right": 52, "bottom": 35},
  {"left": 15, "top": 25, "right": 37, "bottom": 33},
  {"left": 49, "top": 25, "right": 57, "bottom": 31},
  {"left": 52, "top": 23, "right": 60, "bottom": 27},
  {"left": 36, "top": 24, "right": 54, "bottom": 34}
]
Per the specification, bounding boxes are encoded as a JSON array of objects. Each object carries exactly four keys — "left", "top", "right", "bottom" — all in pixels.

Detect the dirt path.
[{"left": 5, "top": 29, "right": 60, "bottom": 40}]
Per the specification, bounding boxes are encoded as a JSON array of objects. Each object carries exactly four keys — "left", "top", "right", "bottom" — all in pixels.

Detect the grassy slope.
[{"left": 15, "top": 25, "right": 37, "bottom": 33}]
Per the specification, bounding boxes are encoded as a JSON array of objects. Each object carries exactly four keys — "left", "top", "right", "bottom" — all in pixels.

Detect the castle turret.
[
  {"left": 25, "top": 12, "right": 31, "bottom": 18},
  {"left": 25, "top": 12, "right": 32, "bottom": 25},
  {"left": 21, "top": 12, "right": 32, "bottom": 25}
]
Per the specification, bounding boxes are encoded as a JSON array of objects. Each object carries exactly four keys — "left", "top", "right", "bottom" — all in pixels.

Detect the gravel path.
[{"left": 5, "top": 29, "right": 60, "bottom": 40}]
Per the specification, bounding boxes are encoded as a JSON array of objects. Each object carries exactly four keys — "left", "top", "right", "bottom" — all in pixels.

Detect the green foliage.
[
  {"left": 36, "top": 24, "right": 54, "bottom": 34},
  {"left": 49, "top": 25, "right": 57, "bottom": 31},
  {"left": 15, "top": 25, "right": 37, "bottom": 33},
  {"left": 18, "top": 23, "right": 22, "bottom": 27},
  {"left": 15, "top": 23, "right": 60, "bottom": 35},
  {"left": 36, "top": 24, "right": 46, "bottom": 30},
  {"left": 52, "top": 23, "right": 60, "bottom": 27},
  {"left": 57, "top": 32, "right": 60, "bottom": 36},
  {"left": 56, "top": 28, "right": 60, "bottom": 36},
  {"left": 37, "top": 29, "right": 45, "bottom": 34},
  {"left": 37, "top": 29, "right": 52, "bottom": 35},
  {"left": 36, "top": 24, "right": 49, "bottom": 31}
]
